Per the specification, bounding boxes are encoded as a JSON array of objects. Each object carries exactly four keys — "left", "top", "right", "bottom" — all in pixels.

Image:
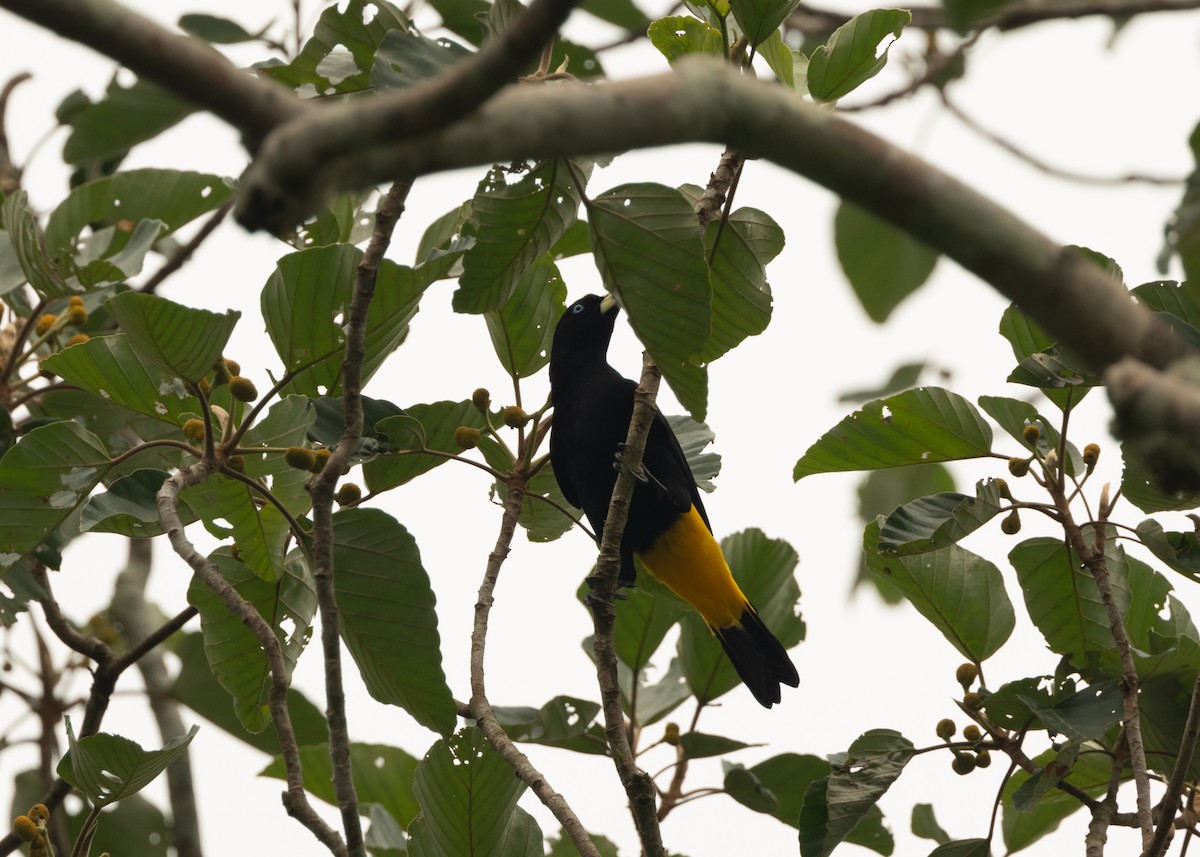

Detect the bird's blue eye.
[{"left": 571, "top": 304, "right": 585, "bottom": 314}]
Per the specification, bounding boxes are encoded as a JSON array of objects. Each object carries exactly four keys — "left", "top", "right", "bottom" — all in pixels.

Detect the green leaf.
[
  {"left": 864, "top": 519, "right": 1014, "bottom": 661},
  {"left": 1009, "top": 535, "right": 1128, "bottom": 673},
  {"left": 665, "top": 414, "right": 722, "bottom": 491},
  {"left": 587, "top": 183, "right": 711, "bottom": 419},
  {"left": 259, "top": 0, "right": 410, "bottom": 95},
  {"left": 807, "top": 9, "right": 911, "bottom": 102},
  {"left": 107, "top": 292, "right": 239, "bottom": 383},
  {"left": 942, "top": 0, "right": 1010, "bottom": 32},
  {"left": 977, "top": 395, "right": 1082, "bottom": 474},
  {"left": 1001, "top": 744, "right": 1112, "bottom": 852},
  {"left": 425, "top": 0, "right": 488, "bottom": 44},
  {"left": 456, "top": 159, "right": 587, "bottom": 313},
  {"left": 878, "top": 479, "right": 1004, "bottom": 555},
  {"left": 590, "top": 574, "right": 686, "bottom": 675},
  {"left": 58, "top": 718, "right": 199, "bottom": 807},
  {"left": 372, "top": 28, "right": 472, "bottom": 90},
  {"left": 760, "top": 29, "right": 803, "bottom": 91},
  {"left": 260, "top": 743, "right": 421, "bottom": 828},
  {"left": 491, "top": 696, "right": 606, "bottom": 755},
  {"left": 997, "top": 305, "right": 1090, "bottom": 412},
  {"left": 799, "top": 729, "right": 914, "bottom": 857},
  {"left": 239, "top": 396, "right": 318, "bottom": 517},
  {"left": 41, "top": 333, "right": 202, "bottom": 425},
  {"left": 45, "top": 169, "right": 234, "bottom": 256},
  {"left": 182, "top": 472, "right": 291, "bottom": 582},
  {"left": 169, "top": 632, "right": 328, "bottom": 755},
  {"left": 288, "top": 191, "right": 380, "bottom": 250},
  {"left": 1122, "top": 555, "right": 1200, "bottom": 680},
  {"left": 679, "top": 529, "right": 803, "bottom": 703},
  {"left": 186, "top": 548, "right": 316, "bottom": 732},
  {"left": 839, "top": 361, "right": 925, "bottom": 403},
  {"left": 929, "top": 841, "right": 990, "bottom": 857},
  {"left": 794, "top": 387, "right": 993, "bottom": 480},
  {"left": 982, "top": 677, "right": 1122, "bottom": 742},
  {"left": 580, "top": 0, "right": 647, "bottom": 29},
  {"left": 729, "top": 0, "right": 799, "bottom": 46},
  {"left": 179, "top": 13, "right": 258, "bottom": 43},
  {"left": 2, "top": 190, "right": 69, "bottom": 297},
  {"left": 261, "top": 244, "right": 427, "bottom": 396},
  {"left": 547, "top": 829, "right": 620, "bottom": 857},
  {"left": 411, "top": 727, "right": 529, "bottom": 855},
  {"left": 484, "top": 254, "right": 567, "bottom": 377},
  {"left": 333, "top": 508, "right": 456, "bottom": 735},
  {"left": 911, "top": 803, "right": 950, "bottom": 845},
  {"left": 0, "top": 229, "right": 26, "bottom": 296},
  {"left": 679, "top": 732, "right": 755, "bottom": 759},
  {"left": 1137, "top": 518, "right": 1200, "bottom": 582},
  {"left": 81, "top": 468, "right": 199, "bottom": 537},
  {"left": 648, "top": 16, "right": 725, "bottom": 63},
  {"left": 699, "top": 206, "right": 782, "bottom": 362},
  {"left": 0, "top": 420, "right": 110, "bottom": 571},
  {"left": 365, "top": 805, "right": 409, "bottom": 856},
  {"left": 725, "top": 753, "right": 829, "bottom": 825},
  {"left": 365, "top": 401, "right": 486, "bottom": 492},
  {"left": 1007, "top": 346, "right": 1099, "bottom": 393},
  {"left": 1132, "top": 279, "right": 1200, "bottom": 330},
  {"left": 1122, "top": 451, "right": 1200, "bottom": 513},
  {"left": 835, "top": 200, "right": 938, "bottom": 322},
  {"left": 61, "top": 79, "right": 196, "bottom": 165}
]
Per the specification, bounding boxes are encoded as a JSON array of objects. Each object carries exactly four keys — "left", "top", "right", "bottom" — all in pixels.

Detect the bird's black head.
[{"left": 550, "top": 294, "right": 620, "bottom": 384}]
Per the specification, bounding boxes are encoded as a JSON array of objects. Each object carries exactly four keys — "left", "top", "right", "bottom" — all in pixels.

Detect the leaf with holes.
[
  {"left": 456, "top": 159, "right": 588, "bottom": 313},
  {"left": 106, "top": 292, "right": 239, "bottom": 383},
  {"left": 371, "top": 28, "right": 472, "bottom": 90},
  {"left": 647, "top": 16, "right": 725, "bottom": 62},
  {"left": 484, "top": 254, "right": 566, "bottom": 378},
  {"left": 587, "top": 183, "right": 711, "bottom": 418},
  {"left": 186, "top": 548, "right": 316, "bottom": 732},
  {"left": 58, "top": 719, "right": 199, "bottom": 808},
  {"left": 183, "top": 473, "right": 290, "bottom": 582},
  {"left": 794, "top": 387, "right": 993, "bottom": 480},
  {"left": 334, "top": 509, "right": 455, "bottom": 734},
  {"left": 0, "top": 420, "right": 110, "bottom": 572},
  {"left": 864, "top": 519, "right": 1013, "bottom": 661},
  {"left": 261, "top": 244, "right": 428, "bottom": 396},
  {"left": 807, "top": 9, "right": 911, "bottom": 102},
  {"left": 491, "top": 696, "right": 606, "bottom": 755}
]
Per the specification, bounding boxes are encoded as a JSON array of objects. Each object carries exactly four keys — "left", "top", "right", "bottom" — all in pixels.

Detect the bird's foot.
[{"left": 612, "top": 444, "right": 669, "bottom": 494}]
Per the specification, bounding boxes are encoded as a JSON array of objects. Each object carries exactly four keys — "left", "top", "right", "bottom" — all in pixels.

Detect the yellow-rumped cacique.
[{"left": 549, "top": 293, "right": 798, "bottom": 708}]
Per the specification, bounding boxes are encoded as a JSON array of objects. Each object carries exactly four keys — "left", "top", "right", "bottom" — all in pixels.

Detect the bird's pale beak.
[{"left": 600, "top": 293, "right": 618, "bottom": 314}]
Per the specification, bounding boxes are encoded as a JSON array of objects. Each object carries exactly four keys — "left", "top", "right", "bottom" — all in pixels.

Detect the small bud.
[
  {"left": 285, "top": 446, "right": 317, "bottom": 470},
  {"left": 963, "top": 691, "right": 983, "bottom": 710},
  {"left": 454, "top": 426, "right": 481, "bottom": 450},
  {"left": 310, "top": 448, "right": 332, "bottom": 473},
  {"left": 182, "top": 418, "right": 206, "bottom": 444},
  {"left": 974, "top": 749, "right": 992, "bottom": 768},
  {"left": 1083, "top": 443, "right": 1100, "bottom": 472},
  {"left": 472, "top": 388, "right": 491, "bottom": 412},
  {"left": 501, "top": 405, "right": 528, "bottom": 428},
  {"left": 229, "top": 376, "right": 258, "bottom": 402},
  {"left": 955, "top": 663, "right": 979, "bottom": 689},
  {"left": 197, "top": 377, "right": 211, "bottom": 397},
  {"left": 1000, "top": 509, "right": 1022, "bottom": 535},
  {"left": 1022, "top": 424, "right": 1041, "bottom": 444},
  {"left": 994, "top": 478, "right": 1011, "bottom": 500},
  {"left": 66, "top": 333, "right": 90, "bottom": 347},
  {"left": 935, "top": 718, "right": 956, "bottom": 740},
  {"left": 223, "top": 357, "right": 241, "bottom": 376},
  {"left": 1007, "top": 457, "right": 1030, "bottom": 477},
  {"left": 230, "top": 544, "right": 242, "bottom": 561},
  {"left": 226, "top": 454, "right": 245, "bottom": 473},
  {"left": 962, "top": 724, "right": 982, "bottom": 743},
  {"left": 1042, "top": 449, "right": 1059, "bottom": 479},
  {"left": 66, "top": 304, "right": 88, "bottom": 326},
  {"left": 26, "top": 805, "right": 49, "bottom": 824},
  {"left": 336, "top": 483, "right": 362, "bottom": 506},
  {"left": 67, "top": 295, "right": 85, "bottom": 308},
  {"left": 34, "top": 314, "right": 58, "bottom": 336},
  {"left": 12, "top": 816, "right": 38, "bottom": 842},
  {"left": 951, "top": 754, "right": 976, "bottom": 776},
  {"left": 664, "top": 722, "right": 681, "bottom": 746}
]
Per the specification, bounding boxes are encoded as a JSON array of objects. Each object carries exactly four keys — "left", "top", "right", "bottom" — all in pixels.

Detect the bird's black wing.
[{"left": 643, "top": 408, "right": 712, "bottom": 533}]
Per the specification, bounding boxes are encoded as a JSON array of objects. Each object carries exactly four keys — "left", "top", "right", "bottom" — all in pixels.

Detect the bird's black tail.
[{"left": 713, "top": 605, "right": 799, "bottom": 708}]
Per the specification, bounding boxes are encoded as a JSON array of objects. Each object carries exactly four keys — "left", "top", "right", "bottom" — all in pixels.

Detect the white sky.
[{"left": 2, "top": 1, "right": 1200, "bottom": 856}]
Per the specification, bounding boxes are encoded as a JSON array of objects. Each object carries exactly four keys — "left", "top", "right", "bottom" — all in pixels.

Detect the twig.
[
  {"left": 309, "top": 179, "right": 413, "bottom": 857},
  {"left": 1145, "top": 674, "right": 1200, "bottom": 856},
  {"left": 467, "top": 475, "right": 602, "bottom": 857},
  {"left": 138, "top": 199, "right": 234, "bottom": 294},
  {"left": 0, "top": 71, "right": 31, "bottom": 193},
  {"left": 694, "top": 147, "right": 744, "bottom": 232},
  {"left": 939, "top": 89, "right": 1183, "bottom": 186},
  {"left": 1087, "top": 742, "right": 1127, "bottom": 857},
  {"left": 156, "top": 458, "right": 349, "bottom": 857},
  {"left": 590, "top": 351, "right": 666, "bottom": 856},
  {"left": 839, "top": 32, "right": 980, "bottom": 112}
]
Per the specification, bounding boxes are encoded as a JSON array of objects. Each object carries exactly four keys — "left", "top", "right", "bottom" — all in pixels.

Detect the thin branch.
[
  {"left": 0, "top": 71, "right": 31, "bottom": 193},
  {"left": 310, "top": 179, "right": 413, "bottom": 857},
  {"left": 839, "top": 32, "right": 981, "bottom": 113},
  {"left": 238, "top": 0, "right": 587, "bottom": 233},
  {"left": 138, "top": 199, "right": 234, "bottom": 294},
  {"left": 0, "top": 0, "right": 305, "bottom": 150},
  {"left": 467, "top": 475, "right": 602, "bottom": 857},
  {"left": 156, "top": 458, "right": 349, "bottom": 857},
  {"left": 939, "top": 89, "right": 1183, "bottom": 186},
  {"left": 590, "top": 351, "right": 666, "bottom": 856},
  {"left": 694, "top": 147, "right": 744, "bottom": 233},
  {"left": 1145, "top": 674, "right": 1200, "bottom": 856}
]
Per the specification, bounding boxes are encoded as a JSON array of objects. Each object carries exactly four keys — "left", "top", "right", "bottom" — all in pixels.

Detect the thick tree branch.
[
  {"left": 310, "top": 179, "right": 413, "bottom": 857},
  {"left": 590, "top": 352, "right": 665, "bottom": 857},
  {"left": 0, "top": 0, "right": 305, "bottom": 150},
  {"left": 467, "top": 476, "right": 602, "bottom": 857}
]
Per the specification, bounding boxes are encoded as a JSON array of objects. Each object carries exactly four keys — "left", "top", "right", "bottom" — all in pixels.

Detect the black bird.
[{"left": 549, "top": 293, "right": 798, "bottom": 708}]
